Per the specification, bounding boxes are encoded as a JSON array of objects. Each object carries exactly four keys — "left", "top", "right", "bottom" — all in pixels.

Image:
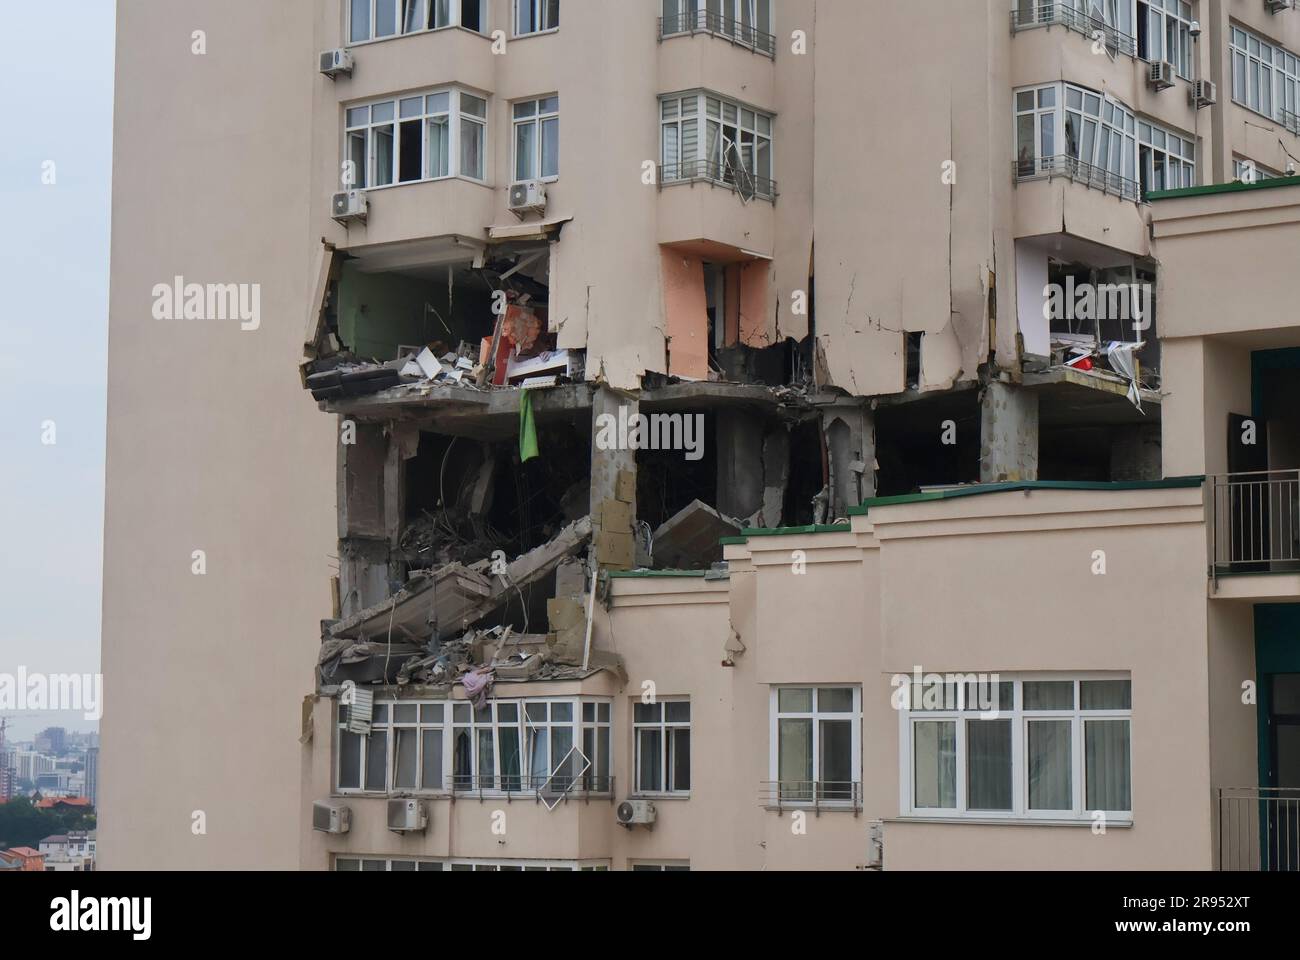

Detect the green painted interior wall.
[{"left": 336, "top": 261, "right": 495, "bottom": 360}]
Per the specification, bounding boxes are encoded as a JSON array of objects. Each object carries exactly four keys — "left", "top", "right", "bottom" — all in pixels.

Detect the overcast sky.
[{"left": 0, "top": 1, "right": 115, "bottom": 742}]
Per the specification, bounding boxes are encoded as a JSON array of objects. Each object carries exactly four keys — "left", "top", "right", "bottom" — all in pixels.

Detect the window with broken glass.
[
  {"left": 660, "top": 92, "right": 774, "bottom": 200},
  {"left": 348, "top": 0, "right": 486, "bottom": 44},
  {"left": 337, "top": 696, "right": 610, "bottom": 796},
  {"left": 633, "top": 700, "right": 690, "bottom": 796},
  {"left": 344, "top": 88, "right": 486, "bottom": 190}
]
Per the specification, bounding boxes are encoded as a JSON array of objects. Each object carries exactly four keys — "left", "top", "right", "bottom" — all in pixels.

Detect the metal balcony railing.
[
  {"left": 1218, "top": 787, "right": 1300, "bottom": 871},
  {"left": 758, "top": 780, "right": 863, "bottom": 814},
  {"left": 1010, "top": 2, "right": 1137, "bottom": 59},
  {"left": 1282, "top": 108, "right": 1300, "bottom": 137},
  {"left": 1208, "top": 470, "right": 1300, "bottom": 575},
  {"left": 1013, "top": 154, "right": 1142, "bottom": 202},
  {"left": 659, "top": 9, "right": 776, "bottom": 58},
  {"left": 660, "top": 159, "right": 777, "bottom": 202},
  {"left": 450, "top": 773, "right": 614, "bottom": 801}
]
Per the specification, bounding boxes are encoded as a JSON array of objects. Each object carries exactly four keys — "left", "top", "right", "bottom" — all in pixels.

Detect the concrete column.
[
  {"left": 980, "top": 381, "right": 1039, "bottom": 483},
  {"left": 822, "top": 403, "right": 875, "bottom": 517},
  {"left": 716, "top": 409, "right": 765, "bottom": 522},
  {"left": 590, "top": 386, "right": 637, "bottom": 570}
]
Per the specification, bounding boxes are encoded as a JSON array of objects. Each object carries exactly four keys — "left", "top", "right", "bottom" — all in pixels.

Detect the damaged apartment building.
[{"left": 279, "top": 0, "right": 1300, "bottom": 870}]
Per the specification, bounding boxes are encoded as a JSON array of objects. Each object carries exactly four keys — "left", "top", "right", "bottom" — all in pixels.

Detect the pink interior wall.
[{"left": 660, "top": 250, "right": 710, "bottom": 380}]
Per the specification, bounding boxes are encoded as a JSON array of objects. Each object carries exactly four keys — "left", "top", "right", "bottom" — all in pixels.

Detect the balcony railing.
[
  {"left": 758, "top": 780, "right": 863, "bottom": 814},
  {"left": 1218, "top": 787, "right": 1300, "bottom": 870},
  {"left": 1014, "top": 154, "right": 1142, "bottom": 203},
  {"left": 1283, "top": 108, "right": 1300, "bottom": 137},
  {"left": 450, "top": 774, "right": 614, "bottom": 801},
  {"left": 659, "top": 9, "right": 776, "bottom": 58},
  {"left": 660, "top": 159, "right": 777, "bottom": 202},
  {"left": 1208, "top": 470, "right": 1300, "bottom": 575},
  {"left": 1010, "top": 2, "right": 1137, "bottom": 59}
]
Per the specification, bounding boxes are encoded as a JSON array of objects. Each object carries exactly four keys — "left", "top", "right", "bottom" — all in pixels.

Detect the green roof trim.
[
  {"left": 605, "top": 569, "right": 710, "bottom": 579},
  {"left": 846, "top": 477, "right": 1205, "bottom": 516},
  {"left": 1147, "top": 176, "right": 1300, "bottom": 201},
  {"left": 738, "top": 523, "right": 853, "bottom": 537}
]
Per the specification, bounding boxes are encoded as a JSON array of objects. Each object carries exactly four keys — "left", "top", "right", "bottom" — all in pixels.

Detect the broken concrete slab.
[
  {"left": 652, "top": 499, "right": 743, "bottom": 570},
  {"left": 330, "top": 563, "right": 494, "bottom": 643}
]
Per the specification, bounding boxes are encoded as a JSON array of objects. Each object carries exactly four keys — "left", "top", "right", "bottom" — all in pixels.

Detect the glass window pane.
[
  {"left": 778, "top": 688, "right": 812, "bottom": 713},
  {"left": 528, "top": 729, "right": 549, "bottom": 783},
  {"left": 453, "top": 729, "right": 471, "bottom": 787},
  {"left": 420, "top": 729, "right": 443, "bottom": 789},
  {"left": 460, "top": 119, "right": 482, "bottom": 179},
  {"left": 1080, "top": 679, "right": 1131, "bottom": 710},
  {"left": 637, "top": 728, "right": 662, "bottom": 791},
  {"left": 582, "top": 703, "right": 595, "bottom": 722},
  {"left": 348, "top": 132, "right": 368, "bottom": 189},
  {"left": 399, "top": 120, "right": 422, "bottom": 182},
  {"left": 346, "top": 106, "right": 369, "bottom": 127},
  {"left": 394, "top": 728, "right": 418, "bottom": 788},
  {"left": 966, "top": 719, "right": 1012, "bottom": 811},
  {"left": 477, "top": 728, "right": 495, "bottom": 783},
  {"left": 375, "top": 0, "right": 398, "bottom": 36},
  {"left": 540, "top": 116, "right": 559, "bottom": 178},
  {"left": 420, "top": 703, "right": 443, "bottom": 723},
  {"left": 371, "top": 101, "right": 395, "bottom": 123},
  {"left": 339, "top": 730, "right": 361, "bottom": 788},
  {"left": 913, "top": 721, "right": 956, "bottom": 808},
  {"left": 778, "top": 718, "right": 813, "bottom": 799},
  {"left": 427, "top": 116, "right": 449, "bottom": 177},
  {"left": 1027, "top": 720, "right": 1072, "bottom": 810},
  {"left": 634, "top": 702, "right": 661, "bottom": 723},
  {"left": 515, "top": 120, "right": 537, "bottom": 180},
  {"left": 391, "top": 859, "right": 416, "bottom": 871},
  {"left": 818, "top": 688, "right": 854, "bottom": 713},
  {"left": 820, "top": 719, "right": 853, "bottom": 799},
  {"left": 1038, "top": 86, "right": 1055, "bottom": 108},
  {"left": 453, "top": 703, "right": 470, "bottom": 723},
  {"left": 1017, "top": 91, "right": 1035, "bottom": 113},
  {"left": 426, "top": 92, "right": 450, "bottom": 114},
  {"left": 350, "top": 0, "right": 371, "bottom": 42},
  {"left": 598, "top": 703, "right": 610, "bottom": 722},
  {"left": 514, "top": 100, "right": 536, "bottom": 119},
  {"left": 669, "top": 728, "right": 690, "bottom": 791},
  {"left": 365, "top": 730, "right": 387, "bottom": 791},
  {"left": 551, "top": 701, "right": 572, "bottom": 723},
  {"left": 400, "top": 96, "right": 423, "bottom": 118},
  {"left": 518, "top": 0, "right": 537, "bottom": 33},
  {"left": 1024, "top": 680, "right": 1074, "bottom": 710},
  {"left": 373, "top": 125, "right": 395, "bottom": 186},
  {"left": 499, "top": 727, "right": 522, "bottom": 789},
  {"left": 1085, "top": 719, "right": 1131, "bottom": 810},
  {"left": 336, "top": 858, "right": 360, "bottom": 871},
  {"left": 665, "top": 701, "right": 690, "bottom": 722},
  {"left": 540, "top": 96, "right": 559, "bottom": 114},
  {"left": 460, "top": 93, "right": 486, "bottom": 118}
]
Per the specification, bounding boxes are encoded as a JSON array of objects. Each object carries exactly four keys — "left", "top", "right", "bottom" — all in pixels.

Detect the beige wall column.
[{"left": 979, "top": 380, "right": 1039, "bottom": 483}]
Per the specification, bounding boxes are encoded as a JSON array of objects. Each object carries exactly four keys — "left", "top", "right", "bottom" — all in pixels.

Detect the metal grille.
[
  {"left": 659, "top": 9, "right": 776, "bottom": 57},
  {"left": 1208, "top": 470, "right": 1300, "bottom": 574},
  {"left": 1010, "top": 3, "right": 1138, "bottom": 59},
  {"left": 1218, "top": 787, "right": 1300, "bottom": 871}
]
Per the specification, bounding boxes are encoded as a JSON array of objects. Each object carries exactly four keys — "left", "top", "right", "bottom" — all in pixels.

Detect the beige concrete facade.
[{"left": 107, "top": 1, "right": 1300, "bottom": 869}]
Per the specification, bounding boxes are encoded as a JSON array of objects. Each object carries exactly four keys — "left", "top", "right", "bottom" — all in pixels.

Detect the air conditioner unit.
[
  {"left": 1147, "top": 60, "right": 1176, "bottom": 90},
  {"left": 319, "top": 48, "right": 354, "bottom": 78},
  {"left": 616, "top": 799, "right": 657, "bottom": 827},
  {"left": 1265, "top": 0, "right": 1293, "bottom": 15},
  {"left": 508, "top": 180, "right": 547, "bottom": 218},
  {"left": 387, "top": 798, "right": 428, "bottom": 833},
  {"left": 1192, "top": 78, "right": 1217, "bottom": 108},
  {"left": 332, "top": 190, "right": 368, "bottom": 224},
  {"left": 312, "top": 800, "right": 351, "bottom": 834}
]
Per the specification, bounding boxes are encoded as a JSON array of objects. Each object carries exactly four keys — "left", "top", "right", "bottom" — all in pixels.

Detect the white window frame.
[
  {"left": 898, "top": 674, "right": 1133, "bottom": 823},
  {"left": 347, "top": 0, "right": 486, "bottom": 44},
  {"left": 343, "top": 88, "right": 488, "bottom": 191},
  {"left": 335, "top": 856, "right": 609, "bottom": 871},
  {"left": 1014, "top": 82, "right": 1141, "bottom": 201},
  {"left": 1137, "top": 0, "right": 1194, "bottom": 80},
  {"left": 1235, "top": 157, "right": 1283, "bottom": 183},
  {"left": 1232, "top": 24, "right": 1300, "bottom": 129},
  {"left": 659, "top": 91, "right": 775, "bottom": 200},
  {"left": 632, "top": 698, "right": 691, "bottom": 797},
  {"left": 768, "top": 686, "right": 862, "bottom": 807},
  {"left": 511, "top": 96, "right": 560, "bottom": 183},
  {"left": 514, "top": 0, "right": 559, "bottom": 37},
  {"left": 629, "top": 860, "right": 691, "bottom": 871},
  {"left": 336, "top": 697, "right": 611, "bottom": 798},
  {"left": 1139, "top": 117, "right": 1196, "bottom": 193}
]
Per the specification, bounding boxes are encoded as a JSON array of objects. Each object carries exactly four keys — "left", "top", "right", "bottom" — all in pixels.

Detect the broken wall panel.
[
  {"left": 738, "top": 260, "right": 773, "bottom": 348},
  {"left": 660, "top": 249, "right": 710, "bottom": 381}
]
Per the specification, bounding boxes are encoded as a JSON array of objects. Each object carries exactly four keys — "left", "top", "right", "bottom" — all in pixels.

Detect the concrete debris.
[{"left": 651, "top": 499, "right": 744, "bottom": 570}]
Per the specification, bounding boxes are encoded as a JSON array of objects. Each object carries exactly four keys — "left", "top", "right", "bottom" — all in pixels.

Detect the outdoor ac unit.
[
  {"left": 1192, "top": 79, "right": 1217, "bottom": 108},
  {"left": 332, "top": 190, "right": 367, "bottom": 223},
  {"left": 387, "top": 798, "right": 428, "bottom": 833},
  {"left": 1148, "top": 61, "right": 1176, "bottom": 90},
  {"left": 319, "top": 48, "right": 354, "bottom": 78},
  {"left": 616, "top": 799, "right": 656, "bottom": 826},
  {"left": 1265, "top": 0, "right": 1293, "bottom": 15},
  {"left": 508, "top": 180, "right": 547, "bottom": 218},
  {"left": 312, "top": 800, "right": 351, "bottom": 835}
]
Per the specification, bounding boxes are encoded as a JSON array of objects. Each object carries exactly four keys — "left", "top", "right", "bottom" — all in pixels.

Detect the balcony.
[
  {"left": 450, "top": 774, "right": 614, "bottom": 804},
  {"left": 1208, "top": 471, "right": 1300, "bottom": 577},
  {"left": 659, "top": 9, "right": 776, "bottom": 58},
  {"left": 1014, "top": 154, "right": 1141, "bottom": 204},
  {"left": 758, "top": 781, "right": 863, "bottom": 815},
  {"left": 1218, "top": 787, "right": 1300, "bottom": 871},
  {"left": 660, "top": 159, "right": 776, "bottom": 203},
  {"left": 1010, "top": 2, "right": 1136, "bottom": 59}
]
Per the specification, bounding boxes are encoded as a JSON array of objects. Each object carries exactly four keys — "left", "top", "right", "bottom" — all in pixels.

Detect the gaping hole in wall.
[
  {"left": 875, "top": 390, "right": 980, "bottom": 497},
  {"left": 635, "top": 412, "right": 718, "bottom": 532},
  {"left": 785, "top": 417, "right": 825, "bottom": 526},
  {"left": 1037, "top": 391, "right": 1163, "bottom": 482},
  {"left": 402, "top": 424, "right": 590, "bottom": 572}
]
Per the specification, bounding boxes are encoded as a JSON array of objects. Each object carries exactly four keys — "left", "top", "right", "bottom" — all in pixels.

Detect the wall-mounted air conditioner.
[
  {"left": 1265, "top": 0, "right": 1294, "bottom": 16},
  {"left": 319, "top": 49, "right": 354, "bottom": 78},
  {"left": 616, "top": 799, "right": 656, "bottom": 827},
  {"left": 1148, "top": 61, "right": 1176, "bottom": 91},
  {"left": 332, "top": 190, "right": 368, "bottom": 224},
  {"left": 508, "top": 180, "right": 547, "bottom": 218},
  {"left": 1192, "top": 79, "right": 1217, "bottom": 108},
  {"left": 387, "top": 798, "right": 428, "bottom": 833},
  {"left": 312, "top": 800, "right": 351, "bottom": 834}
]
